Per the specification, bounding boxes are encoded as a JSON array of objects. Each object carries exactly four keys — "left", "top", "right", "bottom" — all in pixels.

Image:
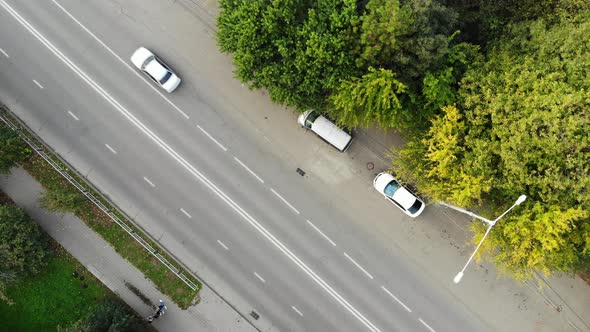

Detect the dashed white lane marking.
[
  {"left": 32, "top": 79, "right": 44, "bottom": 89},
  {"left": 292, "top": 306, "right": 303, "bottom": 317},
  {"left": 233, "top": 157, "right": 264, "bottom": 183},
  {"left": 343, "top": 252, "right": 374, "bottom": 280},
  {"left": 0, "top": 48, "right": 9, "bottom": 57},
  {"left": 418, "top": 318, "right": 436, "bottom": 332},
  {"left": 306, "top": 220, "right": 336, "bottom": 247},
  {"left": 67, "top": 110, "right": 79, "bottom": 120},
  {"left": 381, "top": 286, "right": 412, "bottom": 313},
  {"left": 216, "top": 240, "right": 229, "bottom": 250},
  {"left": 254, "top": 272, "right": 266, "bottom": 283},
  {"left": 11, "top": 2, "right": 381, "bottom": 329},
  {"left": 180, "top": 208, "right": 192, "bottom": 219},
  {"left": 143, "top": 177, "right": 155, "bottom": 188},
  {"left": 104, "top": 144, "right": 117, "bottom": 154},
  {"left": 270, "top": 188, "right": 300, "bottom": 214},
  {"left": 197, "top": 124, "right": 227, "bottom": 151},
  {"left": 50, "top": 0, "right": 189, "bottom": 120}
]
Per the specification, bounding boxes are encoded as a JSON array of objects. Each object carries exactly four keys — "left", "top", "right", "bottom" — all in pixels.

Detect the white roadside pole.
[{"left": 439, "top": 195, "right": 527, "bottom": 284}]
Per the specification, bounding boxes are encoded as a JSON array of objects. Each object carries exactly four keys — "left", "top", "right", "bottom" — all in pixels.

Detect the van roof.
[{"left": 311, "top": 116, "right": 352, "bottom": 152}]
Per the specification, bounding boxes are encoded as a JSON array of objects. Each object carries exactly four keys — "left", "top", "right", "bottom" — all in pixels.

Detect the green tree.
[
  {"left": 39, "top": 186, "right": 86, "bottom": 214},
  {"left": 62, "top": 300, "right": 145, "bottom": 332},
  {"left": 391, "top": 12, "right": 590, "bottom": 278},
  {"left": 0, "top": 205, "right": 48, "bottom": 278},
  {"left": 217, "top": 0, "right": 361, "bottom": 110},
  {"left": 357, "top": 0, "right": 459, "bottom": 82},
  {"left": 328, "top": 67, "right": 408, "bottom": 128},
  {"left": 0, "top": 126, "right": 31, "bottom": 174},
  {"left": 421, "top": 41, "right": 481, "bottom": 115}
]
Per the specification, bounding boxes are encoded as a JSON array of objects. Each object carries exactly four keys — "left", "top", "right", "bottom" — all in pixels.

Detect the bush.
[{"left": 0, "top": 126, "right": 31, "bottom": 174}]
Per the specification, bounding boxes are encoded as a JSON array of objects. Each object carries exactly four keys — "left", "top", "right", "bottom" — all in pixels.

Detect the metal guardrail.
[{"left": 0, "top": 109, "right": 198, "bottom": 291}]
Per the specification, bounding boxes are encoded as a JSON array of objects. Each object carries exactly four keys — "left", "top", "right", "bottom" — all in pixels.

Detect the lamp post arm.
[
  {"left": 492, "top": 201, "right": 520, "bottom": 225},
  {"left": 437, "top": 202, "right": 493, "bottom": 226}
]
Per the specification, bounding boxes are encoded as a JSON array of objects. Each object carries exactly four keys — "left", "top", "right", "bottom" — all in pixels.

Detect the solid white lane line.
[
  {"left": 418, "top": 318, "right": 436, "bottom": 332},
  {"left": 50, "top": 0, "right": 190, "bottom": 119},
  {"left": 343, "top": 252, "right": 374, "bottom": 280},
  {"left": 254, "top": 272, "right": 266, "bottom": 283},
  {"left": 67, "top": 110, "right": 79, "bottom": 120},
  {"left": 197, "top": 124, "right": 227, "bottom": 151},
  {"left": 143, "top": 177, "right": 155, "bottom": 188},
  {"left": 233, "top": 157, "right": 264, "bottom": 183},
  {"left": 180, "top": 208, "right": 192, "bottom": 219},
  {"left": 32, "top": 79, "right": 44, "bottom": 89},
  {"left": 6, "top": 4, "right": 380, "bottom": 329},
  {"left": 381, "top": 286, "right": 412, "bottom": 313},
  {"left": 216, "top": 240, "right": 229, "bottom": 250},
  {"left": 306, "top": 220, "right": 336, "bottom": 247},
  {"left": 0, "top": 48, "right": 8, "bottom": 57},
  {"left": 292, "top": 306, "right": 303, "bottom": 317},
  {"left": 104, "top": 144, "right": 117, "bottom": 154},
  {"left": 270, "top": 188, "right": 300, "bottom": 214}
]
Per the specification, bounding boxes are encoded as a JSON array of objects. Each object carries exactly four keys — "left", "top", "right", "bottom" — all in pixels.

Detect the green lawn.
[{"left": 0, "top": 249, "right": 111, "bottom": 331}]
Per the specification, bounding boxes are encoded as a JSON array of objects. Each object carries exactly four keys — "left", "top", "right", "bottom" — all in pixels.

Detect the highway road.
[{"left": 0, "top": 0, "right": 497, "bottom": 331}]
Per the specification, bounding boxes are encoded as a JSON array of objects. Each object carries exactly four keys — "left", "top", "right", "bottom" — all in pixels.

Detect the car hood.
[{"left": 130, "top": 47, "right": 153, "bottom": 68}]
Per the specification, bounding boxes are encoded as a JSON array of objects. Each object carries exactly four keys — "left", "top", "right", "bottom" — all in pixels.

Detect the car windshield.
[
  {"left": 408, "top": 200, "right": 423, "bottom": 214},
  {"left": 159, "top": 71, "right": 172, "bottom": 84},
  {"left": 305, "top": 111, "right": 321, "bottom": 128},
  {"left": 384, "top": 181, "right": 400, "bottom": 197}
]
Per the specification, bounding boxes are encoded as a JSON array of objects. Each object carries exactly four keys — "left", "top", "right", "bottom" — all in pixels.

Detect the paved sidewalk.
[{"left": 0, "top": 168, "right": 256, "bottom": 332}]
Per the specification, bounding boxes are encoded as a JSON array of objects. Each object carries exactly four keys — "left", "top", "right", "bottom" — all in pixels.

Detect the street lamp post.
[{"left": 440, "top": 195, "right": 527, "bottom": 284}]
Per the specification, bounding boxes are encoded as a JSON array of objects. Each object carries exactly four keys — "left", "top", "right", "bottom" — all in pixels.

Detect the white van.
[{"left": 298, "top": 110, "right": 353, "bottom": 152}]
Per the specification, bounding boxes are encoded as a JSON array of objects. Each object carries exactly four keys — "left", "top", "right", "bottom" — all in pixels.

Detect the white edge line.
[
  {"left": 33, "top": 79, "right": 44, "bottom": 89},
  {"left": 50, "top": 0, "right": 189, "bottom": 120},
  {"left": 143, "top": 177, "right": 155, "bottom": 187},
  {"left": 233, "top": 156, "right": 264, "bottom": 183},
  {"left": 216, "top": 240, "right": 229, "bottom": 250},
  {"left": 418, "top": 318, "right": 436, "bottom": 332},
  {"left": 197, "top": 124, "right": 227, "bottom": 151},
  {"left": 253, "top": 272, "right": 266, "bottom": 283},
  {"left": 5, "top": 3, "right": 381, "bottom": 329},
  {"left": 291, "top": 306, "right": 303, "bottom": 316},
  {"left": 104, "top": 143, "right": 117, "bottom": 154},
  {"left": 67, "top": 110, "right": 79, "bottom": 121},
  {"left": 381, "top": 286, "right": 412, "bottom": 313},
  {"left": 270, "top": 188, "right": 300, "bottom": 214},
  {"left": 343, "top": 252, "right": 374, "bottom": 280},
  {"left": 0, "top": 48, "right": 9, "bottom": 57},
  {"left": 180, "top": 208, "right": 192, "bottom": 219},
  {"left": 306, "top": 220, "right": 336, "bottom": 246}
]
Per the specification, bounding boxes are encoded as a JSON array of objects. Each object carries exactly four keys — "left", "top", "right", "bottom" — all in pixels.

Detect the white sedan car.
[
  {"left": 131, "top": 47, "right": 181, "bottom": 93},
  {"left": 373, "top": 172, "right": 425, "bottom": 218}
]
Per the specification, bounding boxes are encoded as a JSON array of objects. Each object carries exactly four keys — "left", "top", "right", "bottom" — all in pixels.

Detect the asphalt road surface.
[{"left": 0, "top": 1, "right": 494, "bottom": 331}]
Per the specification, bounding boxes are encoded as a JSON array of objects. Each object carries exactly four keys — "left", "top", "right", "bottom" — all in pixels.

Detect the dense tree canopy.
[
  {"left": 217, "top": 0, "right": 362, "bottom": 110},
  {"left": 61, "top": 300, "right": 145, "bottom": 332},
  {"left": 217, "top": 0, "right": 460, "bottom": 126},
  {"left": 0, "top": 205, "right": 48, "bottom": 278},
  {"left": 0, "top": 126, "right": 31, "bottom": 174},
  {"left": 328, "top": 67, "right": 408, "bottom": 128},
  {"left": 392, "top": 11, "right": 590, "bottom": 277}
]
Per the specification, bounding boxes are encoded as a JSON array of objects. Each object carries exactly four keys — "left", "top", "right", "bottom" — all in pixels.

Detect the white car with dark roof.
[
  {"left": 131, "top": 47, "right": 181, "bottom": 93},
  {"left": 373, "top": 172, "right": 425, "bottom": 218}
]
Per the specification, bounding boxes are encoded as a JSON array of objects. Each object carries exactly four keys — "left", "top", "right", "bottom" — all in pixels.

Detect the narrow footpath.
[{"left": 0, "top": 167, "right": 256, "bottom": 332}]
